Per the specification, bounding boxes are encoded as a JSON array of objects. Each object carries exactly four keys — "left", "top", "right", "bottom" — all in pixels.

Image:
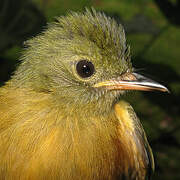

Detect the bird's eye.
[{"left": 76, "top": 60, "right": 95, "bottom": 78}]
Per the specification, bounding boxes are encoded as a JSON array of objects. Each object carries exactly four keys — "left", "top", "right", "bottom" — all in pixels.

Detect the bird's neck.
[
  {"left": 0, "top": 85, "right": 148, "bottom": 179},
  {"left": 0, "top": 86, "right": 122, "bottom": 177}
]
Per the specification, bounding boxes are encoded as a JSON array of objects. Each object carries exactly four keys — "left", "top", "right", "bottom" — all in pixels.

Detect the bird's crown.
[{"left": 10, "top": 8, "right": 132, "bottom": 112}]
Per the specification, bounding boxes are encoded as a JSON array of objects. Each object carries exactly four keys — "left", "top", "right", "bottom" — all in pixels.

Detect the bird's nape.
[{"left": 0, "top": 8, "right": 169, "bottom": 180}]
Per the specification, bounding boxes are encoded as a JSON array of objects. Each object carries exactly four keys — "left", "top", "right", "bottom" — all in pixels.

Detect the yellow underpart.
[
  {"left": 114, "top": 100, "right": 147, "bottom": 179},
  {"left": 114, "top": 100, "right": 134, "bottom": 132}
]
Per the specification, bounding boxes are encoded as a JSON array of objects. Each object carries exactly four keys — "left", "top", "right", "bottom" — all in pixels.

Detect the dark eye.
[{"left": 76, "top": 60, "right": 95, "bottom": 78}]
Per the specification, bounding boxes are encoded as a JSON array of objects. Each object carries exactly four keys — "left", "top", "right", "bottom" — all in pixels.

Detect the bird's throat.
[{"left": 0, "top": 86, "right": 149, "bottom": 179}]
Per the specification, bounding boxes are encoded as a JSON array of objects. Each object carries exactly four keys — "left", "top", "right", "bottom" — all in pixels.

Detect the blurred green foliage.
[{"left": 0, "top": 0, "right": 180, "bottom": 179}]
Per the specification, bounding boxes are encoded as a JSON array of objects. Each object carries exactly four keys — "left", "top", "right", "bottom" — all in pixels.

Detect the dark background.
[{"left": 0, "top": 0, "right": 180, "bottom": 179}]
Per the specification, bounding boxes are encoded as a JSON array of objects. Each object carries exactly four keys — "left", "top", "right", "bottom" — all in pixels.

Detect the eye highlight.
[{"left": 76, "top": 60, "right": 95, "bottom": 78}]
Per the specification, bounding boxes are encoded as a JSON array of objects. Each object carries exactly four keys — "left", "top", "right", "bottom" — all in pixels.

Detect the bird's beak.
[{"left": 94, "top": 73, "right": 169, "bottom": 92}]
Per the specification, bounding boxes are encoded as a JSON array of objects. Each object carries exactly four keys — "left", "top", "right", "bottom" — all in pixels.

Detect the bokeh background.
[{"left": 0, "top": 0, "right": 180, "bottom": 179}]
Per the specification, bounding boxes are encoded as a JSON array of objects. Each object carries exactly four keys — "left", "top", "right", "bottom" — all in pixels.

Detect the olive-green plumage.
[
  {"left": 0, "top": 8, "right": 168, "bottom": 180},
  {"left": 12, "top": 8, "right": 131, "bottom": 111}
]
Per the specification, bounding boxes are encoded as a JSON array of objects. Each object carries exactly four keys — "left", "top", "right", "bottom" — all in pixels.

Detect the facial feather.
[{"left": 0, "top": 8, "right": 157, "bottom": 180}]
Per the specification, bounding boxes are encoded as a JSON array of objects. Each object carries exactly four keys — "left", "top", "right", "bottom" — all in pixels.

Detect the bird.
[{"left": 0, "top": 8, "right": 168, "bottom": 180}]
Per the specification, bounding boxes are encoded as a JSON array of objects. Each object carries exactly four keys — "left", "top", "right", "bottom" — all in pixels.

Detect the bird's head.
[{"left": 11, "top": 8, "right": 168, "bottom": 114}]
